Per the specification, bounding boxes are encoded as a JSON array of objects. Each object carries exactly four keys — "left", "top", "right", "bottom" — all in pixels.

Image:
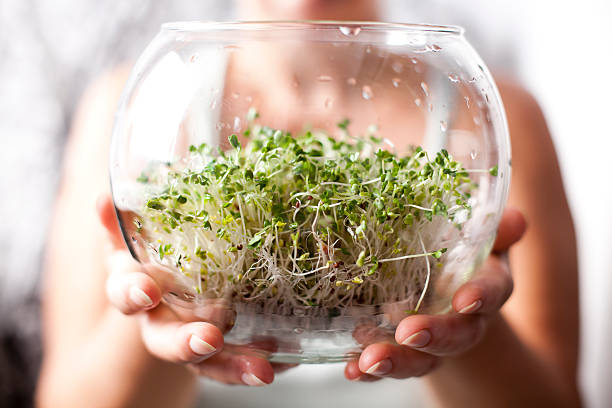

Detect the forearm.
[
  {"left": 424, "top": 313, "right": 581, "bottom": 408},
  {"left": 37, "top": 307, "right": 196, "bottom": 408}
]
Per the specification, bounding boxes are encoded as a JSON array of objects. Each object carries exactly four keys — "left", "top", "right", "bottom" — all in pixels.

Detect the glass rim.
[{"left": 161, "top": 20, "right": 464, "bottom": 35}]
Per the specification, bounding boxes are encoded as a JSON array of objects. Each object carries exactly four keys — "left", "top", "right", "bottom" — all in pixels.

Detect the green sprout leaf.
[
  {"left": 356, "top": 250, "right": 366, "bottom": 267},
  {"left": 432, "top": 248, "right": 447, "bottom": 259},
  {"left": 136, "top": 173, "right": 149, "bottom": 183},
  {"left": 337, "top": 118, "right": 350, "bottom": 130},
  {"left": 248, "top": 234, "right": 264, "bottom": 249},
  {"left": 229, "top": 134, "right": 241, "bottom": 150}
]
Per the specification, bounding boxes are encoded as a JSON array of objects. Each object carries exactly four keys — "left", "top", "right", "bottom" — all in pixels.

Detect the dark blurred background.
[{"left": 1, "top": 1, "right": 610, "bottom": 407}]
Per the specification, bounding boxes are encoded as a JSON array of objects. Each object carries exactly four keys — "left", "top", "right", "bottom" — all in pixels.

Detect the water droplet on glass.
[
  {"left": 440, "top": 120, "right": 448, "bottom": 132},
  {"left": 245, "top": 95, "right": 253, "bottom": 103},
  {"left": 470, "top": 150, "right": 478, "bottom": 160},
  {"left": 392, "top": 78, "right": 401, "bottom": 88},
  {"left": 366, "top": 45, "right": 372, "bottom": 54},
  {"left": 317, "top": 75, "right": 333, "bottom": 82},
  {"left": 190, "top": 54, "right": 199, "bottom": 63},
  {"left": 293, "top": 328, "right": 304, "bottom": 334},
  {"left": 478, "top": 64, "right": 485, "bottom": 73},
  {"left": 293, "top": 307, "right": 305, "bottom": 317},
  {"left": 346, "top": 77, "right": 357, "bottom": 86},
  {"left": 362, "top": 85, "right": 374, "bottom": 100},
  {"left": 485, "top": 93, "right": 490, "bottom": 103},
  {"left": 411, "top": 57, "right": 419, "bottom": 64},
  {"left": 428, "top": 103, "right": 434, "bottom": 112},
  {"left": 448, "top": 73, "right": 460, "bottom": 83},
  {"left": 339, "top": 26, "right": 361, "bottom": 36},
  {"left": 473, "top": 116, "right": 482, "bottom": 126},
  {"left": 392, "top": 61, "right": 404, "bottom": 73},
  {"left": 324, "top": 97, "right": 333, "bottom": 108},
  {"left": 464, "top": 96, "right": 471, "bottom": 109},
  {"left": 209, "top": 99, "right": 217, "bottom": 109},
  {"left": 231, "top": 92, "right": 240, "bottom": 99},
  {"left": 421, "top": 81, "right": 429, "bottom": 96},
  {"left": 224, "top": 44, "right": 241, "bottom": 51},
  {"left": 233, "top": 116, "right": 241, "bottom": 131},
  {"left": 430, "top": 44, "right": 442, "bottom": 52},
  {"left": 414, "top": 98, "right": 422, "bottom": 107}
]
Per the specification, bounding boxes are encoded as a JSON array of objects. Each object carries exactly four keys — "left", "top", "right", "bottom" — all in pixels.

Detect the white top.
[{"left": 197, "top": 364, "right": 428, "bottom": 407}]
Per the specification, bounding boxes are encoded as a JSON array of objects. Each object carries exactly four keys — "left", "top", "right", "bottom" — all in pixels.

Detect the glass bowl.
[{"left": 110, "top": 21, "right": 510, "bottom": 363}]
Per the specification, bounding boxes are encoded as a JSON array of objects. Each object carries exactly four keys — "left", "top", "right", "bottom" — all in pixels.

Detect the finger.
[
  {"left": 96, "top": 194, "right": 125, "bottom": 250},
  {"left": 141, "top": 305, "right": 223, "bottom": 364},
  {"left": 452, "top": 256, "right": 513, "bottom": 315},
  {"left": 352, "top": 323, "right": 394, "bottom": 347},
  {"left": 395, "top": 313, "right": 487, "bottom": 356},
  {"left": 169, "top": 298, "right": 236, "bottom": 333},
  {"left": 344, "top": 359, "right": 382, "bottom": 382},
  {"left": 192, "top": 350, "right": 274, "bottom": 386},
  {"left": 493, "top": 207, "right": 527, "bottom": 253},
  {"left": 105, "top": 253, "right": 162, "bottom": 314},
  {"left": 357, "top": 343, "right": 439, "bottom": 379}
]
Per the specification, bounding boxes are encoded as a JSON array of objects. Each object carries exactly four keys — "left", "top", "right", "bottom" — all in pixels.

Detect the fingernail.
[
  {"left": 364, "top": 359, "right": 392, "bottom": 375},
  {"left": 241, "top": 372, "right": 267, "bottom": 386},
  {"left": 129, "top": 287, "right": 153, "bottom": 308},
  {"left": 459, "top": 299, "right": 482, "bottom": 314},
  {"left": 189, "top": 335, "right": 216, "bottom": 356},
  {"left": 401, "top": 329, "right": 431, "bottom": 348}
]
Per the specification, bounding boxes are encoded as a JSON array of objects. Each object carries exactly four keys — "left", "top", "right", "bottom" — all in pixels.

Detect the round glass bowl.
[{"left": 110, "top": 21, "right": 510, "bottom": 363}]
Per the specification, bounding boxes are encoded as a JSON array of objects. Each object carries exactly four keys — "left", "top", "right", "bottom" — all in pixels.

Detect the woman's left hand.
[{"left": 344, "top": 207, "right": 527, "bottom": 381}]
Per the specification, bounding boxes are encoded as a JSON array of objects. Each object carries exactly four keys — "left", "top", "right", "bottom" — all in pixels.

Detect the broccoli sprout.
[{"left": 134, "top": 114, "right": 489, "bottom": 313}]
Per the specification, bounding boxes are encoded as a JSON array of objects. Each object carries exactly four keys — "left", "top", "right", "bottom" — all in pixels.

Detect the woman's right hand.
[{"left": 97, "top": 194, "right": 277, "bottom": 387}]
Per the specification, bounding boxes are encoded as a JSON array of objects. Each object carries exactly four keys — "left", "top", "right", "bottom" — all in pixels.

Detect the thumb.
[
  {"left": 96, "top": 193, "right": 127, "bottom": 250},
  {"left": 493, "top": 207, "right": 527, "bottom": 253}
]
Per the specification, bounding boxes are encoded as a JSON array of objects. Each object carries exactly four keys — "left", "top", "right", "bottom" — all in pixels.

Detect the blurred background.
[{"left": 1, "top": 0, "right": 610, "bottom": 406}]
